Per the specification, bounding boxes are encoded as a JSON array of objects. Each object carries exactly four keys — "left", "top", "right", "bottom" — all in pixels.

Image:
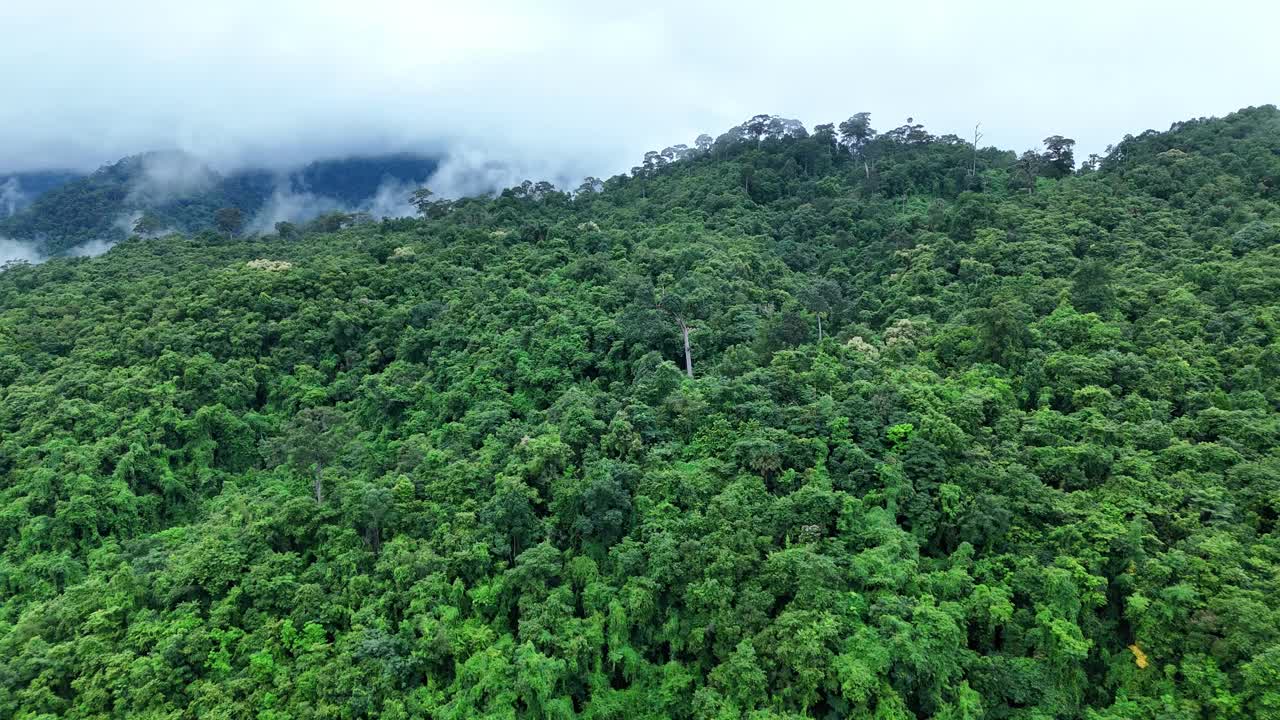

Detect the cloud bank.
[
  {"left": 1, "top": 179, "right": 26, "bottom": 217},
  {"left": 1, "top": 1, "right": 1277, "bottom": 184},
  {"left": 0, "top": 236, "right": 116, "bottom": 267},
  {"left": 126, "top": 152, "right": 218, "bottom": 205},
  {"left": 0, "top": 238, "right": 46, "bottom": 266}
]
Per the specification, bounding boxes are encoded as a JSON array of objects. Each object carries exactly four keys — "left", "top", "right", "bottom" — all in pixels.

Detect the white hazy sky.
[{"left": 2, "top": 0, "right": 1276, "bottom": 178}]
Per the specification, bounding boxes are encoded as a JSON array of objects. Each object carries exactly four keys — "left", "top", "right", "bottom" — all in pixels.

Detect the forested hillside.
[
  {"left": 1, "top": 106, "right": 1278, "bottom": 719},
  {"left": 0, "top": 153, "right": 438, "bottom": 254}
]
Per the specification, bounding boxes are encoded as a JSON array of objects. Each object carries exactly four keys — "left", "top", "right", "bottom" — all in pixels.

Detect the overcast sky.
[{"left": 2, "top": 0, "right": 1276, "bottom": 180}]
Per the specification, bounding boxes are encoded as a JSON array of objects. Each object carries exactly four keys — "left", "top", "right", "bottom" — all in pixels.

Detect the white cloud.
[
  {"left": 1, "top": 179, "right": 26, "bottom": 217},
  {"left": 243, "top": 145, "right": 585, "bottom": 232},
  {"left": 363, "top": 177, "right": 420, "bottom": 218},
  {"left": 426, "top": 146, "right": 575, "bottom": 199},
  {"left": 125, "top": 152, "right": 218, "bottom": 204},
  {"left": 245, "top": 187, "right": 347, "bottom": 235},
  {"left": 65, "top": 238, "right": 118, "bottom": 258},
  {"left": 0, "top": 236, "right": 116, "bottom": 267},
  {"left": 0, "top": 1, "right": 1276, "bottom": 179},
  {"left": 0, "top": 237, "right": 45, "bottom": 266}
]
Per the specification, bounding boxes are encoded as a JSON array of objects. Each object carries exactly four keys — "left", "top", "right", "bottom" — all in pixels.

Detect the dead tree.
[
  {"left": 971, "top": 123, "right": 983, "bottom": 177},
  {"left": 657, "top": 302, "right": 696, "bottom": 378},
  {"left": 677, "top": 315, "right": 694, "bottom": 378}
]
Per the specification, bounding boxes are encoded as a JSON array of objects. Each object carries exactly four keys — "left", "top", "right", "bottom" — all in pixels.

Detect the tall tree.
[
  {"left": 132, "top": 212, "right": 165, "bottom": 237},
  {"left": 1041, "top": 135, "right": 1076, "bottom": 178},
  {"left": 410, "top": 187, "right": 435, "bottom": 217},
  {"left": 263, "top": 407, "right": 349, "bottom": 504},
  {"left": 838, "top": 112, "right": 875, "bottom": 150},
  {"left": 971, "top": 122, "right": 984, "bottom": 177},
  {"left": 1012, "top": 150, "right": 1042, "bottom": 193},
  {"left": 839, "top": 113, "right": 877, "bottom": 178},
  {"left": 213, "top": 206, "right": 243, "bottom": 237},
  {"left": 1070, "top": 258, "right": 1115, "bottom": 313}
]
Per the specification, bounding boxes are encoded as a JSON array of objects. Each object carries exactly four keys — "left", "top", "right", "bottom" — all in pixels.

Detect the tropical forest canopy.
[{"left": 1, "top": 106, "right": 1279, "bottom": 719}]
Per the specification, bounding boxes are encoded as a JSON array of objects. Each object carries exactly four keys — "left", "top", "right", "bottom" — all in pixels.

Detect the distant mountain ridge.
[
  {"left": 0, "top": 151, "right": 439, "bottom": 254},
  {"left": 0, "top": 170, "right": 84, "bottom": 217}
]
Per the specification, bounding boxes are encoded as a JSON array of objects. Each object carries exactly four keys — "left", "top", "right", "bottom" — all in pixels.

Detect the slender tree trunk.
[
  {"left": 657, "top": 301, "right": 695, "bottom": 378},
  {"left": 313, "top": 465, "right": 324, "bottom": 504},
  {"left": 972, "top": 123, "right": 982, "bottom": 177},
  {"left": 679, "top": 318, "right": 694, "bottom": 378},
  {"left": 817, "top": 313, "right": 823, "bottom": 343}
]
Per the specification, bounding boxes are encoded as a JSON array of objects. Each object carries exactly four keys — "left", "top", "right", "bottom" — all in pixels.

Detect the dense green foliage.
[
  {"left": 1, "top": 106, "right": 1279, "bottom": 719},
  {"left": 0, "top": 153, "right": 438, "bottom": 254}
]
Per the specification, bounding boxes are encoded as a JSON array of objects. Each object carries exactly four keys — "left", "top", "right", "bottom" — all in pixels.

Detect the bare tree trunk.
[
  {"left": 972, "top": 123, "right": 983, "bottom": 177},
  {"left": 678, "top": 317, "right": 694, "bottom": 378},
  {"left": 313, "top": 465, "right": 324, "bottom": 504},
  {"left": 657, "top": 301, "right": 695, "bottom": 378},
  {"left": 817, "top": 313, "right": 823, "bottom": 343}
]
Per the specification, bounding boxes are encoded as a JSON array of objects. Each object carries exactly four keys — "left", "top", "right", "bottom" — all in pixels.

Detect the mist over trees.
[
  {"left": 1, "top": 105, "right": 1279, "bottom": 718},
  {"left": 0, "top": 152, "right": 440, "bottom": 255}
]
